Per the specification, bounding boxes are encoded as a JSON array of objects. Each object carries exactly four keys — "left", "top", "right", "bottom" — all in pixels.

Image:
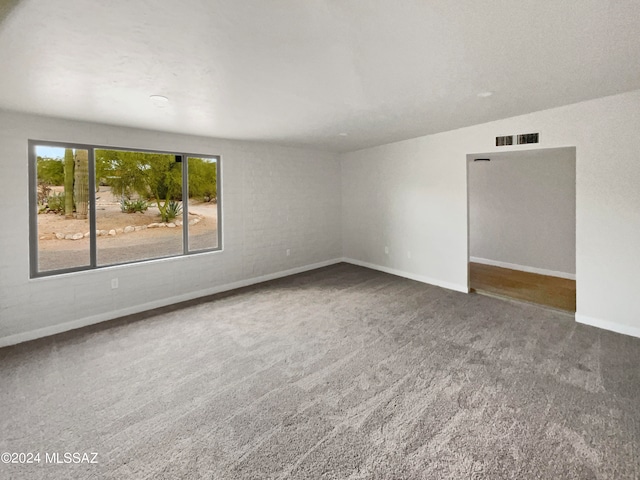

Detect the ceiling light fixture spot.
[
  {"left": 338, "top": 132, "right": 348, "bottom": 137},
  {"left": 150, "top": 95, "right": 169, "bottom": 107},
  {"left": 477, "top": 91, "right": 494, "bottom": 98}
]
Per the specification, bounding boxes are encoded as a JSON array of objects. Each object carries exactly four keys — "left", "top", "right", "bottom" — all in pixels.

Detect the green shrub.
[
  {"left": 120, "top": 198, "right": 149, "bottom": 214},
  {"left": 188, "top": 157, "right": 217, "bottom": 202},
  {"left": 37, "top": 157, "right": 65, "bottom": 186},
  {"left": 46, "top": 192, "right": 65, "bottom": 214},
  {"left": 165, "top": 200, "right": 182, "bottom": 221}
]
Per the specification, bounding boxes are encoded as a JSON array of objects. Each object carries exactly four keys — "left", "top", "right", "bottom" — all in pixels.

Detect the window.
[{"left": 29, "top": 141, "right": 221, "bottom": 277}]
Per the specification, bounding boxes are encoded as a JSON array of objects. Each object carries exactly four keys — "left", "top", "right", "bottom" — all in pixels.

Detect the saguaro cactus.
[
  {"left": 63, "top": 148, "right": 75, "bottom": 218},
  {"left": 74, "top": 149, "right": 89, "bottom": 219}
]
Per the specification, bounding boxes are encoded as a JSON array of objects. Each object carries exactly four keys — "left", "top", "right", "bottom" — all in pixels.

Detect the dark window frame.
[{"left": 28, "top": 140, "right": 222, "bottom": 278}]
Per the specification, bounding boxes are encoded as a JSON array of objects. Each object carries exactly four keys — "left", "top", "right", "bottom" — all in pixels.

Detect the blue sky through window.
[{"left": 35, "top": 146, "right": 65, "bottom": 159}]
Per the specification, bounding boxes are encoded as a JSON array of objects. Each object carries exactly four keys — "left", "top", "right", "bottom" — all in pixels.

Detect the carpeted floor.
[{"left": 1, "top": 263, "right": 639, "bottom": 479}]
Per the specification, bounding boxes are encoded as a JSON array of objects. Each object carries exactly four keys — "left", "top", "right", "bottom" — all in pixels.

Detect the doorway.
[{"left": 467, "top": 147, "right": 576, "bottom": 312}]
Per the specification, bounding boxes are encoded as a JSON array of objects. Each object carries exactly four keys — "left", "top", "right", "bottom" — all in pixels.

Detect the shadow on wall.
[{"left": 0, "top": 0, "right": 23, "bottom": 30}]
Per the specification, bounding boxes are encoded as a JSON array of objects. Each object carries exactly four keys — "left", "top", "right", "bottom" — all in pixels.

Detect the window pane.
[
  {"left": 35, "top": 146, "right": 91, "bottom": 272},
  {"left": 187, "top": 156, "right": 219, "bottom": 251},
  {"left": 95, "top": 150, "right": 183, "bottom": 266}
]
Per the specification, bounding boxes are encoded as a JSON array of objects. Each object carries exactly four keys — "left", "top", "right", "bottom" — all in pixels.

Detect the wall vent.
[
  {"left": 496, "top": 135, "right": 513, "bottom": 146},
  {"left": 517, "top": 132, "right": 539, "bottom": 144}
]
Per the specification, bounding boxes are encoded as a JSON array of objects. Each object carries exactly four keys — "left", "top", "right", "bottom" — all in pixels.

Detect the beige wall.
[
  {"left": 341, "top": 89, "right": 640, "bottom": 338},
  {"left": 0, "top": 111, "right": 342, "bottom": 346}
]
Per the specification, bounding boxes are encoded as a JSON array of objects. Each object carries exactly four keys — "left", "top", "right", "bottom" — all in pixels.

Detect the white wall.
[
  {"left": 468, "top": 148, "right": 576, "bottom": 278},
  {"left": 341, "top": 89, "right": 640, "bottom": 338},
  {"left": 0, "top": 111, "right": 342, "bottom": 346}
]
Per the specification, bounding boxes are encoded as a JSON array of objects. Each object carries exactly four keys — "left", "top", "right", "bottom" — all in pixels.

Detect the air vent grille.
[
  {"left": 495, "top": 132, "right": 540, "bottom": 146},
  {"left": 517, "top": 133, "right": 539, "bottom": 144},
  {"left": 495, "top": 135, "right": 513, "bottom": 146}
]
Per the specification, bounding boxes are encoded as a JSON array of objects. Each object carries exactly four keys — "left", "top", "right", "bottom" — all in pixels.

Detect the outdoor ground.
[{"left": 36, "top": 186, "right": 218, "bottom": 271}]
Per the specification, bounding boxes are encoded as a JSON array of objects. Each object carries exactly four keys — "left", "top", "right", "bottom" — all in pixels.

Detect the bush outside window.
[{"left": 29, "top": 141, "right": 221, "bottom": 277}]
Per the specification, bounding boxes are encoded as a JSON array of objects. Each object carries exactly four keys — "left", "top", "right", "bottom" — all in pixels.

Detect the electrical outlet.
[
  {"left": 384, "top": 246, "right": 389, "bottom": 255},
  {"left": 111, "top": 278, "right": 119, "bottom": 289},
  {"left": 286, "top": 249, "right": 290, "bottom": 256},
  {"left": 407, "top": 251, "right": 412, "bottom": 259}
]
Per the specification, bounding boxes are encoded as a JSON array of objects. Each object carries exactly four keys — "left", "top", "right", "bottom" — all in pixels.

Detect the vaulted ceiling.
[{"left": 1, "top": 0, "right": 639, "bottom": 152}]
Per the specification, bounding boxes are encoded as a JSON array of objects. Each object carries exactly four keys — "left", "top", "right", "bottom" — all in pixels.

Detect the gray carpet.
[{"left": 1, "top": 263, "right": 639, "bottom": 479}]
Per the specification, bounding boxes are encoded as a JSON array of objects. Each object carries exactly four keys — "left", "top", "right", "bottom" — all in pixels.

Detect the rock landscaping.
[{"left": 48, "top": 217, "right": 202, "bottom": 241}]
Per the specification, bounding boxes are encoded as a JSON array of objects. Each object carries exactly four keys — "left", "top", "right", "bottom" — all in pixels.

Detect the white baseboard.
[
  {"left": 576, "top": 314, "right": 640, "bottom": 339},
  {"left": 0, "top": 258, "right": 343, "bottom": 348},
  {"left": 5, "top": 258, "right": 637, "bottom": 346},
  {"left": 342, "top": 257, "right": 469, "bottom": 293},
  {"left": 469, "top": 257, "right": 576, "bottom": 280}
]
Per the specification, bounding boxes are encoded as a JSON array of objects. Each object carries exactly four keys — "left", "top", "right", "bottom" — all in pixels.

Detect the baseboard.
[
  {"left": 576, "top": 314, "right": 640, "bottom": 339},
  {"left": 0, "top": 258, "right": 343, "bottom": 348},
  {"left": 469, "top": 257, "right": 576, "bottom": 280},
  {"left": 342, "top": 257, "right": 469, "bottom": 293}
]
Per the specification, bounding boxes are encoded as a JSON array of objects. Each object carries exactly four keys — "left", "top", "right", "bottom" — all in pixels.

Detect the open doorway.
[{"left": 467, "top": 147, "right": 576, "bottom": 312}]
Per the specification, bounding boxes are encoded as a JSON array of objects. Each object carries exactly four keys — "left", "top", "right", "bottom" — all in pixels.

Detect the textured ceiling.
[{"left": 1, "top": 0, "right": 639, "bottom": 152}]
